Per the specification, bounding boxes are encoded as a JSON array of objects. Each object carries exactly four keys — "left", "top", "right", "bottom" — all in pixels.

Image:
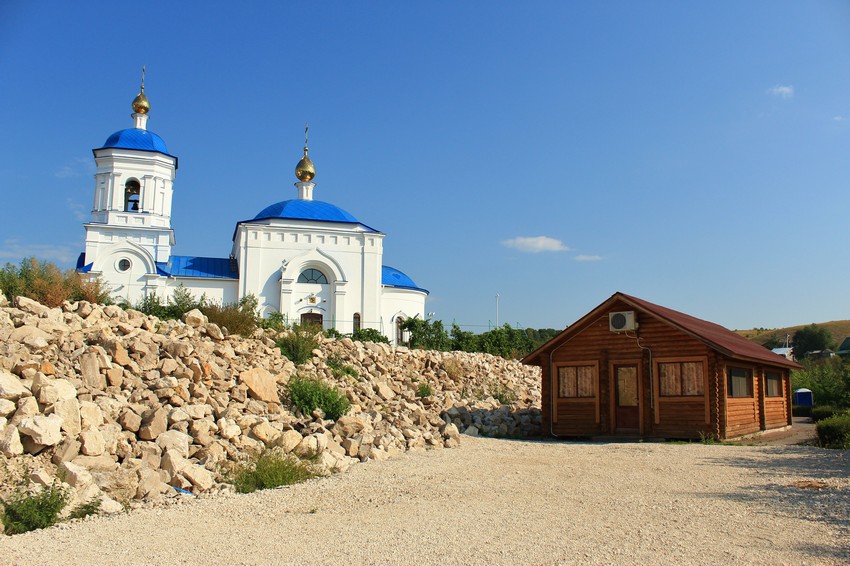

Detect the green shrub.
[
  {"left": 326, "top": 355, "right": 358, "bottom": 380},
  {"left": 277, "top": 324, "right": 321, "bottom": 365},
  {"left": 816, "top": 413, "right": 850, "bottom": 449},
  {"left": 225, "top": 449, "right": 316, "bottom": 494},
  {"left": 134, "top": 284, "right": 206, "bottom": 320},
  {"left": 323, "top": 328, "right": 343, "bottom": 339},
  {"left": 792, "top": 405, "right": 812, "bottom": 418},
  {"left": 1, "top": 484, "right": 70, "bottom": 535},
  {"left": 202, "top": 295, "right": 259, "bottom": 338},
  {"left": 811, "top": 405, "right": 839, "bottom": 422},
  {"left": 791, "top": 358, "right": 850, "bottom": 409},
  {"left": 67, "top": 498, "right": 102, "bottom": 520},
  {"left": 287, "top": 374, "right": 351, "bottom": 420},
  {"left": 351, "top": 328, "right": 389, "bottom": 344},
  {"left": 260, "top": 310, "right": 286, "bottom": 331},
  {"left": 416, "top": 382, "right": 433, "bottom": 398}
]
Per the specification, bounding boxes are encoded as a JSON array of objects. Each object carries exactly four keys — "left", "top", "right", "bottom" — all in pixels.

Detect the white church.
[{"left": 77, "top": 79, "right": 428, "bottom": 345}]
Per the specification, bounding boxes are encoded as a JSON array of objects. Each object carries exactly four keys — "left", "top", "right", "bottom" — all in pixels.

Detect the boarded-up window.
[
  {"left": 765, "top": 372, "right": 782, "bottom": 397},
  {"left": 727, "top": 367, "right": 753, "bottom": 398},
  {"left": 558, "top": 365, "right": 595, "bottom": 398},
  {"left": 659, "top": 361, "right": 705, "bottom": 396}
]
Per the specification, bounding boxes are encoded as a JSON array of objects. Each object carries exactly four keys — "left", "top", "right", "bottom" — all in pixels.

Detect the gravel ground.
[{"left": 1, "top": 437, "right": 848, "bottom": 565}]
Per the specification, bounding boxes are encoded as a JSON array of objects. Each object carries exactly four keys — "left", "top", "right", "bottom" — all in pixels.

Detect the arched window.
[
  {"left": 396, "top": 316, "right": 405, "bottom": 346},
  {"left": 124, "top": 179, "right": 141, "bottom": 212},
  {"left": 353, "top": 313, "right": 361, "bottom": 332},
  {"left": 297, "top": 268, "right": 328, "bottom": 284}
]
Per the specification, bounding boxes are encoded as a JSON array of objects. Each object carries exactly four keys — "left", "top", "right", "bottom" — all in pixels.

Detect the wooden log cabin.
[{"left": 522, "top": 292, "right": 802, "bottom": 440}]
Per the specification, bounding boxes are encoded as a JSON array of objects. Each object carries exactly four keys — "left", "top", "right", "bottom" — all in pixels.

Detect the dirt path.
[{"left": 1, "top": 438, "right": 848, "bottom": 565}]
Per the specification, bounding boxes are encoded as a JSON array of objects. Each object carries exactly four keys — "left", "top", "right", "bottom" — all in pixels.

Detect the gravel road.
[{"left": 1, "top": 437, "right": 848, "bottom": 565}]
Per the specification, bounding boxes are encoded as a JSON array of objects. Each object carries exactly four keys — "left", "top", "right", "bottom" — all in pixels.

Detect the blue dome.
[
  {"left": 253, "top": 199, "right": 361, "bottom": 224},
  {"left": 97, "top": 128, "right": 171, "bottom": 155},
  {"left": 382, "top": 265, "right": 428, "bottom": 293}
]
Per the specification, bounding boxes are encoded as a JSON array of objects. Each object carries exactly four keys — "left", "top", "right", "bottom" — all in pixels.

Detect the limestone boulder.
[
  {"left": 0, "top": 425, "right": 23, "bottom": 456},
  {"left": 0, "top": 370, "right": 29, "bottom": 401},
  {"left": 79, "top": 352, "right": 107, "bottom": 390},
  {"left": 79, "top": 401, "right": 104, "bottom": 429},
  {"left": 118, "top": 408, "right": 142, "bottom": 432},
  {"left": 59, "top": 461, "right": 95, "bottom": 490},
  {"left": 275, "top": 429, "right": 303, "bottom": 453},
  {"left": 14, "top": 295, "right": 51, "bottom": 316},
  {"left": 182, "top": 309, "right": 206, "bottom": 328},
  {"left": 79, "top": 428, "right": 106, "bottom": 456},
  {"left": 138, "top": 406, "right": 168, "bottom": 440},
  {"left": 156, "top": 429, "right": 192, "bottom": 458},
  {"left": 18, "top": 414, "right": 63, "bottom": 446},
  {"left": 238, "top": 368, "right": 280, "bottom": 404},
  {"left": 0, "top": 398, "right": 16, "bottom": 418},
  {"left": 52, "top": 398, "right": 82, "bottom": 436},
  {"left": 251, "top": 421, "right": 280, "bottom": 445},
  {"left": 182, "top": 464, "right": 215, "bottom": 491}
]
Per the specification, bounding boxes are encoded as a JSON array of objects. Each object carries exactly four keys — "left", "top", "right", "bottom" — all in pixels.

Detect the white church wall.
[
  {"left": 170, "top": 278, "right": 239, "bottom": 306},
  {"left": 381, "top": 287, "right": 428, "bottom": 345}
]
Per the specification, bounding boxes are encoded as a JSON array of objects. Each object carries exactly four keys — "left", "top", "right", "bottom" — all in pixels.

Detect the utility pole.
[{"left": 495, "top": 293, "right": 500, "bottom": 327}]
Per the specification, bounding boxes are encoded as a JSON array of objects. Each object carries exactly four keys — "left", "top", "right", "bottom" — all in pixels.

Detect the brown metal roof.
[{"left": 523, "top": 292, "right": 803, "bottom": 370}]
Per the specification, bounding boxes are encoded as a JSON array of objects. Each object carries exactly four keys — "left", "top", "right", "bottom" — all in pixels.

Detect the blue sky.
[{"left": 2, "top": 1, "right": 850, "bottom": 332}]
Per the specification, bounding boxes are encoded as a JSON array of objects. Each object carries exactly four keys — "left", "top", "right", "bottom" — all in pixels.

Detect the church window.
[
  {"left": 396, "top": 316, "right": 406, "bottom": 345},
  {"left": 124, "top": 179, "right": 141, "bottom": 212},
  {"left": 297, "top": 268, "right": 328, "bottom": 284},
  {"left": 353, "top": 313, "right": 361, "bottom": 332},
  {"left": 117, "top": 258, "right": 131, "bottom": 272}
]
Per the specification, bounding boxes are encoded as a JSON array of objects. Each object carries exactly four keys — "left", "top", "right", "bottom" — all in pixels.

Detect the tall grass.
[
  {"left": 225, "top": 450, "right": 316, "bottom": 494},
  {"left": 287, "top": 374, "right": 351, "bottom": 420}
]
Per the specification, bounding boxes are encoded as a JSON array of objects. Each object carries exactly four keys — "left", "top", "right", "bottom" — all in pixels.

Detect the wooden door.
[{"left": 615, "top": 364, "right": 640, "bottom": 432}]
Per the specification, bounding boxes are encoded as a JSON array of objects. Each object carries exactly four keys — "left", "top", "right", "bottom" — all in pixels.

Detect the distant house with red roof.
[{"left": 522, "top": 292, "right": 802, "bottom": 440}]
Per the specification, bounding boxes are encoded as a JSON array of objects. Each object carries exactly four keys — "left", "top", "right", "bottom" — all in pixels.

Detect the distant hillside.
[{"left": 738, "top": 320, "right": 850, "bottom": 349}]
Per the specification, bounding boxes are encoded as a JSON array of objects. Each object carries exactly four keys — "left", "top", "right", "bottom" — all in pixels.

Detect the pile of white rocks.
[{"left": 0, "top": 292, "right": 541, "bottom": 515}]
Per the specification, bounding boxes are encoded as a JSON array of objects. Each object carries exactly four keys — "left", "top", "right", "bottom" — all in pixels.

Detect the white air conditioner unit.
[{"left": 609, "top": 311, "right": 636, "bottom": 332}]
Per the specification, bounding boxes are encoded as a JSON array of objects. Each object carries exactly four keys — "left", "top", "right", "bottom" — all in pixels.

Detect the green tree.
[
  {"left": 450, "top": 324, "right": 479, "bottom": 352},
  {"left": 792, "top": 324, "right": 835, "bottom": 359},
  {"left": 401, "top": 316, "right": 451, "bottom": 351},
  {"left": 792, "top": 358, "right": 850, "bottom": 408}
]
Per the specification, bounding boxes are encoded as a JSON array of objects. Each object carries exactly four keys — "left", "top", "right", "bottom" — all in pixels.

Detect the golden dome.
[
  {"left": 132, "top": 91, "right": 150, "bottom": 114},
  {"left": 132, "top": 65, "right": 150, "bottom": 114},
  {"left": 295, "top": 148, "right": 315, "bottom": 182}
]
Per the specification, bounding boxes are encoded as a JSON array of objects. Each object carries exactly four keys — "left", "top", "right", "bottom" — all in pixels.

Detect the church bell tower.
[{"left": 80, "top": 69, "right": 178, "bottom": 303}]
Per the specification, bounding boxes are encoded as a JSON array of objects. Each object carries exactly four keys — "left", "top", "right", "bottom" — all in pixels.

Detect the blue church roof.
[
  {"left": 382, "top": 265, "right": 428, "bottom": 294},
  {"left": 95, "top": 128, "right": 174, "bottom": 157},
  {"left": 160, "top": 256, "right": 239, "bottom": 279},
  {"left": 252, "top": 199, "right": 362, "bottom": 224}
]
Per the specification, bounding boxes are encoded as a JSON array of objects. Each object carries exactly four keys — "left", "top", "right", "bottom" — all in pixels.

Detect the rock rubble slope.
[{"left": 0, "top": 292, "right": 541, "bottom": 518}]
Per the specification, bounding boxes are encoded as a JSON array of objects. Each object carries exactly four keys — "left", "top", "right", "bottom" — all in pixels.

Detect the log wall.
[{"left": 532, "top": 299, "right": 792, "bottom": 440}]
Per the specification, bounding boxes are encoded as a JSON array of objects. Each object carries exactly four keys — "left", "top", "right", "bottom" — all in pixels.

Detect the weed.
[
  {"left": 484, "top": 378, "right": 516, "bottom": 405},
  {"left": 287, "top": 374, "right": 351, "bottom": 421},
  {"left": 326, "top": 355, "right": 359, "bottom": 379},
  {"left": 416, "top": 382, "right": 433, "bottom": 398},
  {"left": 698, "top": 431, "right": 720, "bottom": 445},
  {"left": 67, "top": 498, "right": 102, "bottom": 520},
  {"left": 202, "top": 295, "right": 258, "bottom": 337},
  {"left": 1, "top": 484, "right": 70, "bottom": 535},
  {"left": 443, "top": 358, "right": 464, "bottom": 381},
  {"left": 224, "top": 449, "right": 316, "bottom": 494},
  {"left": 277, "top": 324, "right": 321, "bottom": 365}
]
